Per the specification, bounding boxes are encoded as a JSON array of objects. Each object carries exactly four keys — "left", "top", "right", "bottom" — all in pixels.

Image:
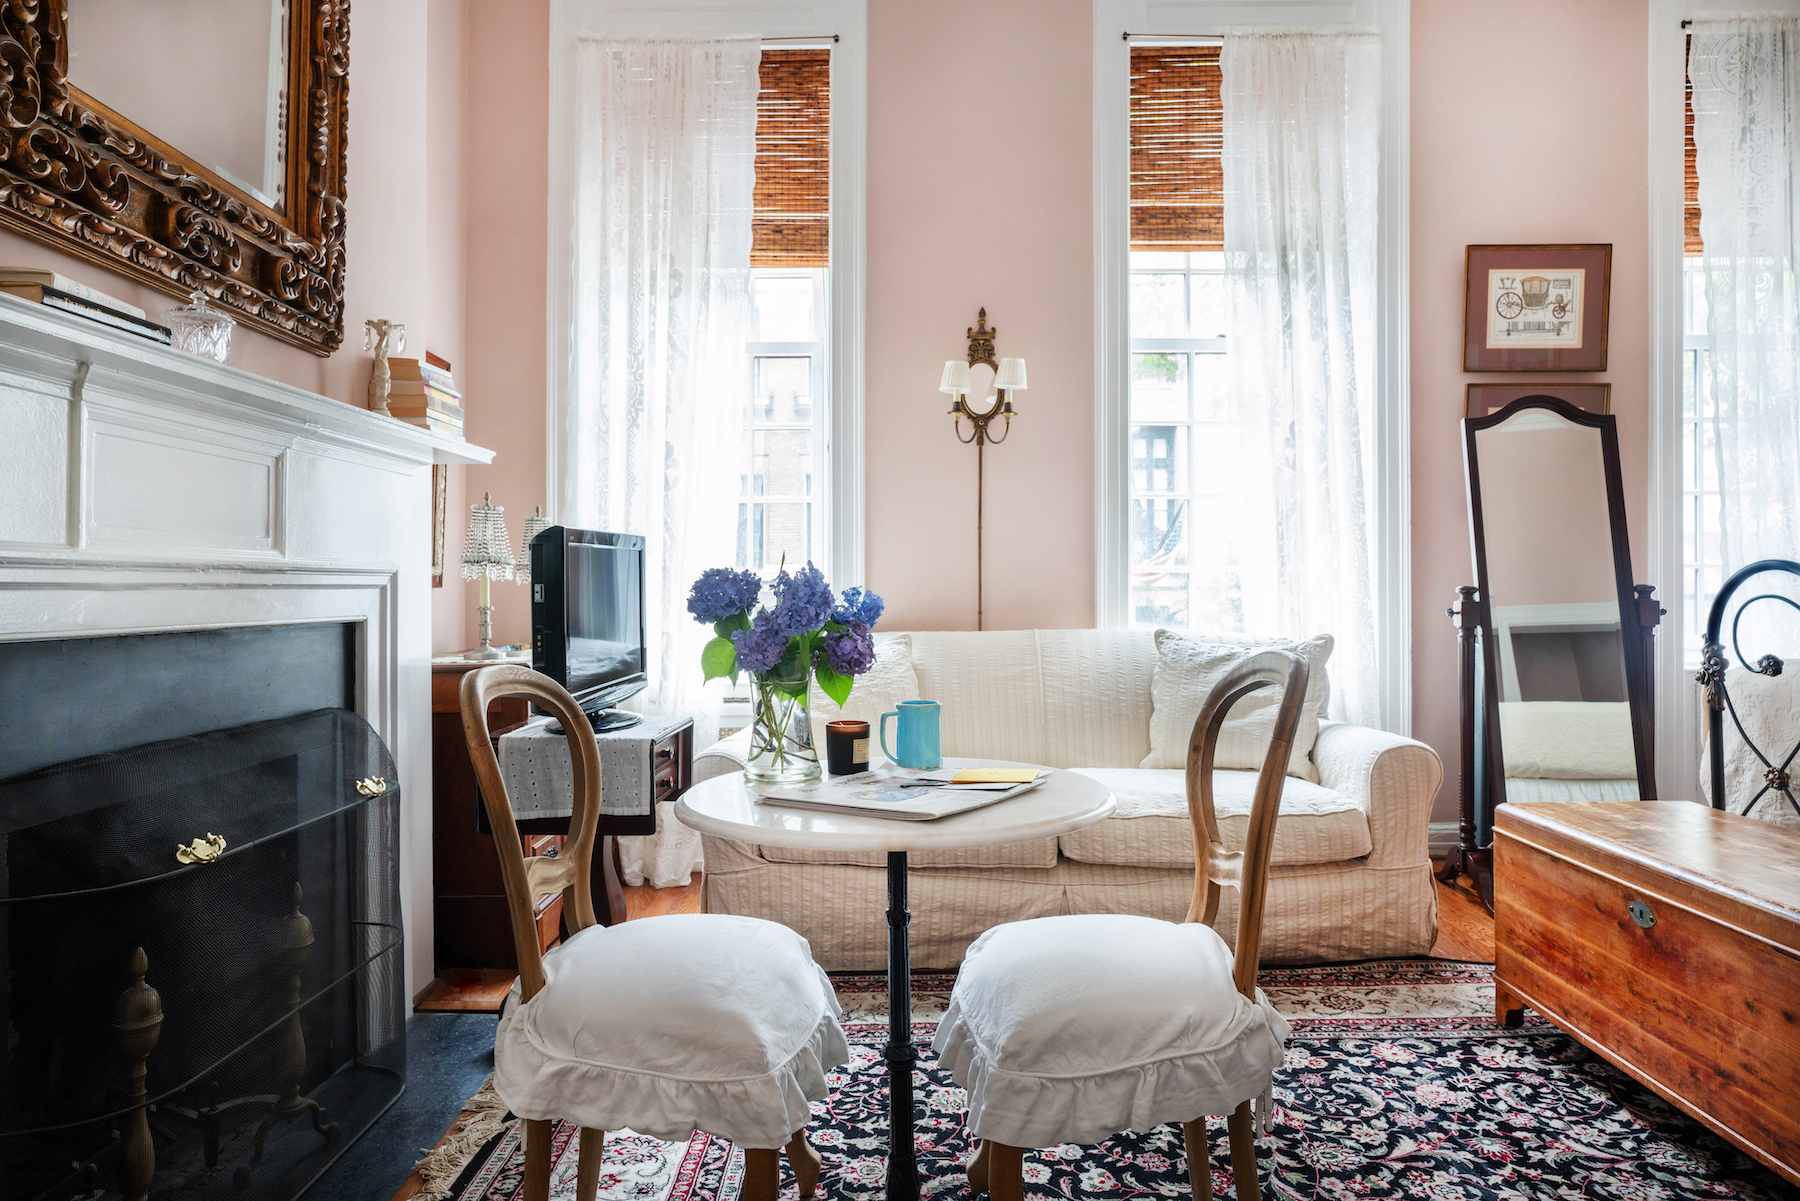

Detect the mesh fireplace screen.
[{"left": 0, "top": 708, "right": 405, "bottom": 1201}]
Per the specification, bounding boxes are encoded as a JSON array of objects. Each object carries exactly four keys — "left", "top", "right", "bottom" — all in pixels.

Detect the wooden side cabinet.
[
  {"left": 431, "top": 660, "right": 695, "bottom": 970},
  {"left": 432, "top": 660, "right": 547, "bottom": 970}
]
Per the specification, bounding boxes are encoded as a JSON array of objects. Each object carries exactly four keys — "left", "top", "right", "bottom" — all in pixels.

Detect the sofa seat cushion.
[
  {"left": 758, "top": 837, "right": 1061, "bottom": 870},
  {"left": 1058, "top": 769, "right": 1371, "bottom": 869}
]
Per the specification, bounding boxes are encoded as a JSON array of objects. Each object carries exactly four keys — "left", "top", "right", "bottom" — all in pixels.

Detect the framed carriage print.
[
  {"left": 1463, "top": 244, "right": 1611, "bottom": 371},
  {"left": 1466, "top": 382, "right": 1611, "bottom": 417}
]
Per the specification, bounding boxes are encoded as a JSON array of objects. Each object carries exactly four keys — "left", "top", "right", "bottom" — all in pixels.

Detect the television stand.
[{"left": 587, "top": 707, "right": 642, "bottom": 732}]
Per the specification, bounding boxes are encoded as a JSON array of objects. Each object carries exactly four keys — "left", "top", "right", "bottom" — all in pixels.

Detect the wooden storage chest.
[{"left": 1494, "top": 801, "right": 1800, "bottom": 1187}]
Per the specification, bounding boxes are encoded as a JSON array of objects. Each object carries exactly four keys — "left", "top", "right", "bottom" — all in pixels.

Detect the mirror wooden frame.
[
  {"left": 0, "top": 1, "right": 349, "bottom": 354},
  {"left": 1443, "top": 396, "right": 1662, "bottom": 912}
]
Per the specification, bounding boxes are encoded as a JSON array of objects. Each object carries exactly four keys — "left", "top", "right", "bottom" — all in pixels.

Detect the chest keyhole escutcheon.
[{"left": 1628, "top": 899, "right": 1657, "bottom": 929}]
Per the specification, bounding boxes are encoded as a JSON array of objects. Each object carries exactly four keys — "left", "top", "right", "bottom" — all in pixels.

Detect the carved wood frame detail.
[{"left": 0, "top": 0, "right": 350, "bottom": 355}]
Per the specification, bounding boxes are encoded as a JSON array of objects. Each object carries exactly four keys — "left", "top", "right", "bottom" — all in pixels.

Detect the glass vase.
[{"left": 744, "top": 675, "right": 820, "bottom": 784}]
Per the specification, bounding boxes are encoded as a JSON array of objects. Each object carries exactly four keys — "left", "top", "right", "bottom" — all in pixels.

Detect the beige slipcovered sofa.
[{"left": 693, "top": 629, "right": 1441, "bottom": 970}]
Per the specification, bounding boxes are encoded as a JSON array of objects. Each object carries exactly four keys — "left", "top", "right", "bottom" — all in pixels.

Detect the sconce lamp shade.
[
  {"left": 939, "top": 360, "right": 972, "bottom": 395},
  {"left": 995, "top": 357, "right": 1028, "bottom": 392},
  {"left": 460, "top": 492, "right": 516, "bottom": 582},
  {"left": 515, "top": 506, "right": 550, "bottom": 587}
]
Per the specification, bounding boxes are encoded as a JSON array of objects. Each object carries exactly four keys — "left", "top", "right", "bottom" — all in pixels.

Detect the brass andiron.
[
  {"left": 114, "top": 947, "right": 163, "bottom": 1201},
  {"left": 940, "top": 308, "right": 1027, "bottom": 630},
  {"left": 235, "top": 882, "right": 340, "bottom": 1188}
]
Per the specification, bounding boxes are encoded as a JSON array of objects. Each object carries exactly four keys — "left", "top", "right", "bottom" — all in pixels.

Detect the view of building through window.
[
  {"left": 1128, "top": 250, "right": 1249, "bottom": 631},
  {"left": 741, "top": 269, "right": 826, "bottom": 579}
]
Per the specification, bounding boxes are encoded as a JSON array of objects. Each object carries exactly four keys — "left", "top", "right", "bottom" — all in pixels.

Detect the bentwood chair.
[
  {"left": 932, "top": 649, "right": 1306, "bottom": 1201},
  {"left": 460, "top": 665, "right": 849, "bottom": 1201}
]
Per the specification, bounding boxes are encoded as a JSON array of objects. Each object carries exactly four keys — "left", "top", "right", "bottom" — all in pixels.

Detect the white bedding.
[{"left": 1504, "top": 777, "right": 1638, "bottom": 803}]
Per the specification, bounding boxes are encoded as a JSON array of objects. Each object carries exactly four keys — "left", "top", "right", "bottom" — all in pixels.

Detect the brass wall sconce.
[{"left": 940, "top": 308, "right": 1027, "bottom": 630}]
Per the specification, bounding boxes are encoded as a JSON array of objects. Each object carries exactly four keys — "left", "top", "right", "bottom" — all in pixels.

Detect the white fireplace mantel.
[{"left": 0, "top": 295, "right": 489, "bottom": 1001}]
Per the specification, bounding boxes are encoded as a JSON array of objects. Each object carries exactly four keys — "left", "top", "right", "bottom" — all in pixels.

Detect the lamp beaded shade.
[
  {"left": 461, "top": 492, "right": 515, "bottom": 659},
  {"left": 515, "top": 506, "right": 551, "bottom": 589}
]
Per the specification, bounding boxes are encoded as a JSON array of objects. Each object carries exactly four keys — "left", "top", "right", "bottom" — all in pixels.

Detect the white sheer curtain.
[
  {"left": 1221, "top": 28, "right": 1381, "bottom": 727},
  {"left": 1691, "top": 17, "right": 1800, "bottom": 588},
  {"left": 564, "top": 35, "right": 758, "bottom": 885}
]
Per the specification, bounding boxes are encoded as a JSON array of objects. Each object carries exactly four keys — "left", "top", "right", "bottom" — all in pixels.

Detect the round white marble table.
[{"left": 675, "top": 759, "right": 1115, "bottom": 1201}]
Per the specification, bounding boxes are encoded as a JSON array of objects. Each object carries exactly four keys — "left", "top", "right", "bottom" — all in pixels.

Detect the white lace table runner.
[{"left": 498, "top": 714, "right": 690, "bottom": 820}]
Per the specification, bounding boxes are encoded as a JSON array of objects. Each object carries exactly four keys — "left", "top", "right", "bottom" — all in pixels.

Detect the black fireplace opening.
[{"left": 0, "top": 625, "right": 406, "bottom": 1201}]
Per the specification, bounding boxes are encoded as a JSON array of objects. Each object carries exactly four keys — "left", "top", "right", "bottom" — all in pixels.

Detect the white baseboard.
[{"left": 1428, "top": 821, "right": 1463, "bottom": 859}]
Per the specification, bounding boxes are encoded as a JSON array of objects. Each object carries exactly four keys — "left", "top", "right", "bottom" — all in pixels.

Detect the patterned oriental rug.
[{"left": 421, "top": 960, "right": 1794, "bottom": 1200}]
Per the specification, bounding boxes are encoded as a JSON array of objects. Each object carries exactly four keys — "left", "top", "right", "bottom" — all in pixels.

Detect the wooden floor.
[{"left": 392, "top": 869, "right": 1491, "bottom": 1199}]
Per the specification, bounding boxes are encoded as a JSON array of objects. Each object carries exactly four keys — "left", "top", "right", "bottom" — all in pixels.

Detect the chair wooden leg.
[
  {"left": 966, "top": 1138, "right": 992, "bottom": 1194},
  {"left": 575, "top": 1128, "right": 604, "bottom": 1201},
  {"left": 522, "top": 1119, "right": 552, "bottom": 1201},
  {"left": 1182, "top": 1117, "right": 1212, "bottom": 1199},
  {"left": 742, "top": 1147, "right": 781, "bottom": 1201},
  {"left": 786, "top": 1128, "right": 822, "bottom": 1199},
  {"left": 986, "top": 1142, "right": 1025, "bottom": 1201},
  {"left": 1226, "top": 1102, "right": 1259, "bottom": 1201}
]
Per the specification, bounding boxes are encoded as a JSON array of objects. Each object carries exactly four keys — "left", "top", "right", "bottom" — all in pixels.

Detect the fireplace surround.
[{"left": 0, "top": 296, "right": 492, "bottom": 1198}]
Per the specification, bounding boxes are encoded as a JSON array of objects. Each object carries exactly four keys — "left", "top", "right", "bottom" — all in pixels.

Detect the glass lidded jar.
[{"left": 163, "top": 290, "right": 235, "bottom": 363}]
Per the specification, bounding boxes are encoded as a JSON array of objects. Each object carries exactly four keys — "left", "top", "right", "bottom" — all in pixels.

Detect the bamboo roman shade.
[
  {"left": 755, "top": 48, "right": 830, "bottom": 267},
  {"left": 1685, "top": 38, "right": 1702, "bottom": 254},
  {"left": 1130, "top": 46, "right": 1223, "bottom": 252}
]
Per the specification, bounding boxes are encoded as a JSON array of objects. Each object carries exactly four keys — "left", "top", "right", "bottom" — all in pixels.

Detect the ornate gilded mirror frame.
[{"left": 0, "top": 1, "right": 350, "bottom": 354}]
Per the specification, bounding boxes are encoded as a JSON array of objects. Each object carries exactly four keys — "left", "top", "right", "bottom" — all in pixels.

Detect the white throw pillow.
[
  {"left": 1142, "top": 629, "right": 1333, "bottom": 780},
  {"left": 807, "top": 633, "right": 920, "bottom": 752},
  {"left": 1498, "top": 701, "right": 1636, "bottom": 780}
]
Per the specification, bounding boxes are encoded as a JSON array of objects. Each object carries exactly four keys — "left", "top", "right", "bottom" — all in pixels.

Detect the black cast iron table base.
[{"left": 885, "top": 850, "right": 920, "bottom": 1201}]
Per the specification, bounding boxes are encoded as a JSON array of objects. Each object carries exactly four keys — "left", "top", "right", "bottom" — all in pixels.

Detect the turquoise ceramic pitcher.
[{"left": 879, "top": 700, "right": 942, "bottom": 770}]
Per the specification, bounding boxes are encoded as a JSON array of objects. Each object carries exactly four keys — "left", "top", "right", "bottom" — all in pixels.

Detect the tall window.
[
  {"left": 1128, "top": 47, "right": 1247, "bottom": 630},
  {"left": 739, "top": 48, "right": 829, "bottom": 579},
  {"left": 1683, "top": 39, "right": 1721, "bottom": 662}
]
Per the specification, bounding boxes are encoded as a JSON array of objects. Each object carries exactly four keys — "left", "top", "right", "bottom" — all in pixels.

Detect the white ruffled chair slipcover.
[
  {"left": 494, "top": 913, "right": 849, "bottom": 1147},
  {"left": 932, "top": 650, "right": 1310, "bottom": 1201},
  {"left": 932, "top": 914, "right": 1289, "bottom": 1149}
]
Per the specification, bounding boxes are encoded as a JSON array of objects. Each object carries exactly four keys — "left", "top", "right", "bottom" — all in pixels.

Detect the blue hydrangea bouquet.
[{"left": 687, "top": 562, "right": 884, "bottom": 783}]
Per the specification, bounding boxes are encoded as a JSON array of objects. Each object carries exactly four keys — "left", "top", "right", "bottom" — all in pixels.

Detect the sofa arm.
[
  {"left": 1313, "top": 721, "right": 1443, "bottom": 868},
  {"left": 695, "top": 727, "right": 753, "bottom": 784}
]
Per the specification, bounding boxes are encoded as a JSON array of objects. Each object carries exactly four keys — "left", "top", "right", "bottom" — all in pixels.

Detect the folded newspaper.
[{"left": 755, "top": 764, "right": 1050, "bottom": 821}]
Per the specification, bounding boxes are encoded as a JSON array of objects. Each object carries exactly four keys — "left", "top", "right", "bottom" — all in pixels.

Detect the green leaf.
[
  {"left": 700, "top": 636, "right": 737, "bottom": 681},
  {"left": 815, "top": 663, "right": 852, "bottom": 709},
  {"left": 714, "top": 613, "right": 751, "bottom": 638}
]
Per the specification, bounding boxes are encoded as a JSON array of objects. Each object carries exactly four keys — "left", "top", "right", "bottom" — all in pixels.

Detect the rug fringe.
[{"left": 412, "top": 1075, "right": 514, "bottom": 1201}]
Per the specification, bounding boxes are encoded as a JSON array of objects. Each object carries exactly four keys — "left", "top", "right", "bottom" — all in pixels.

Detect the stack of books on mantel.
[
  {"left": 0, "top": 267, "right": 173, "bottom": 345},
  {"left": 386, "top": 352, "right": 464, "bottom": 438}
]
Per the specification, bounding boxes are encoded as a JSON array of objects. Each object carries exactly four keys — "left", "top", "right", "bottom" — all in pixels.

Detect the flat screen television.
[{"left": 529, "top": 527, "right": 647, "bottom": 730}]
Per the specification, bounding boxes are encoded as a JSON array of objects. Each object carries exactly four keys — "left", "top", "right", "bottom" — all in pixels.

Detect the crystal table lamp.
[
  {"left": 460, "top": 492, "right": 515, "bottom": 659},
  {"left": 514, "top": 506, "right": 550, "bottom": 591}
]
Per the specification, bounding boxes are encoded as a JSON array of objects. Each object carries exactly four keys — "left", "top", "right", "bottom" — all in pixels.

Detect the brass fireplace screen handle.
[
  {"left": 356, "top": 777, "right": 387, "bottom": 797},
  {"left": 175, "top": 833, "right": 227, "bottom": 865}
]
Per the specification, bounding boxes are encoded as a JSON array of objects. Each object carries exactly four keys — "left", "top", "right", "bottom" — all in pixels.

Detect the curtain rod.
[
  {"left": 764, "top": 34, "right": 838, "bottom": 42},
  {"left": 1122, "top": 33, "right": 1223, "bottom": 42}
]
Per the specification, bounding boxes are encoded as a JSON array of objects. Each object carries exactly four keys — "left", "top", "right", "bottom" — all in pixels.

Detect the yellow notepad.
[{"left": 951, "top": 768, "right": 1042, "bottom": 784}]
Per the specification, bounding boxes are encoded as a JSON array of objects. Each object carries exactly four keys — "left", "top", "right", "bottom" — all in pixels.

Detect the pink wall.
[
  {"left": 1411, "top": 0, "right": 1649, "bottom": 821},
  {"left": 429, "top": 0, "right": 469, "bottom": 653},
  {"left": 865, "top": 0, "right": 1095, "bottom": 631},
  {"left": 459, "top": 0, "right": 552, "bottom": 651}
]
